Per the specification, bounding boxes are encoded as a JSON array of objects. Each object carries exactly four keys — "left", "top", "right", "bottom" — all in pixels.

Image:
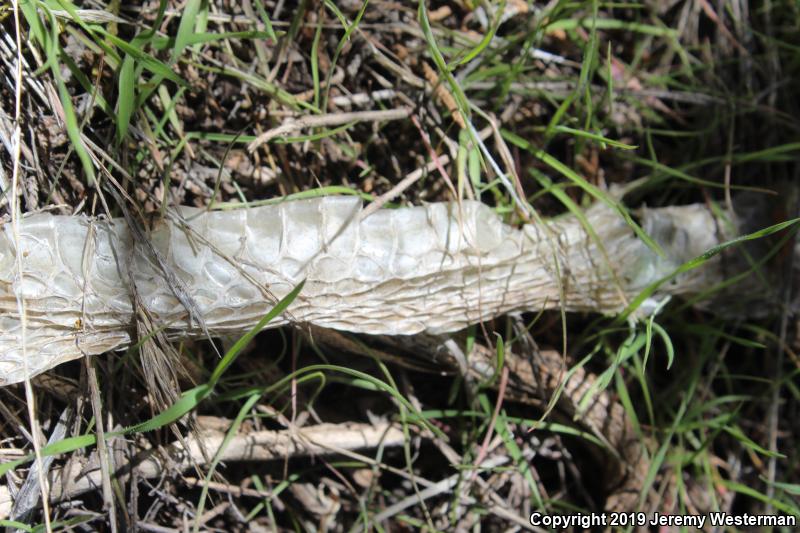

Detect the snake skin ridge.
[{"left": 0, "top": 196, "right": 727, "bottom": 385}]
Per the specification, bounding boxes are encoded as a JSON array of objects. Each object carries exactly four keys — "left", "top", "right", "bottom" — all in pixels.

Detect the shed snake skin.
[{"left": 1, "top": 196, "right": 729, "bottom": 387}]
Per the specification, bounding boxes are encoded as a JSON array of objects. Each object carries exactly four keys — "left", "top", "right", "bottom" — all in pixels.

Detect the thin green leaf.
[
  {"left": 651, "top": 322, "right": 675, "bottom": 370},
  {"left": 617, "top": 216, "right": 800, "bottom": 323},
  {"left": 760, "top": 478, "right": 800, "bottom": 496},
  {"left": 92, "top": 27, "right": 187, "bottom": 85},
  {"left": 417, "top": 1, "right": 469, "bottom": 114},
  {"left": 505, "top": 130, "right": 664, "bottom": 257},
  {"left": 0, "top": 521, "right": 32, "bottom": 532},
  {"left": 546, "top": 17, "right": 678, "bottom": 37},
  {"left": 193, "top": 392, "right": 262, "bottom": 533},
  {"left": 208, "top": 280, "right": 306, "bottom": 385},
  {"left": 253, "top": 0, "right": 278, "bottom": 41},
  {"left": 19, "top": 0, "right": 48, "bottom": 50},
  {"left": 449, "top": 1, "right": 501, "bottom": 68},
  {"left": 321, "top": 0, "right": 369, "bottom": 109},
  {"left": 723, "top": 426, "right": 783, "bottom": 458},
  {"left": 171, "top": 0, "right": 201, "bottom": 63},
  {"left": 720, "top": 480, "right": 799, "bottom": 517},
  {"left": 495, "top": 413, "right": 545, "bottom": 508},
  {"left": 53, "top": 60, "right": 96, "bottom": 184},
  {"left": 554, "top": 125, "right": 636, "bottom": 149},
  {"left": 116, "top": 54, "right": 136, "bottom": 143}
]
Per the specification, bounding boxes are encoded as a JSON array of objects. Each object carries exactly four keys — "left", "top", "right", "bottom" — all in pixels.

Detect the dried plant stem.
[{"left": 0, "top": 422, "right": 405, "bottom": 520}]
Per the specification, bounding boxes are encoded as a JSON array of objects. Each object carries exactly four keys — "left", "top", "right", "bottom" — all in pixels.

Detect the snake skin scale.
[{"left": 0, "top": 196, "right": 727, "bottom": 385}]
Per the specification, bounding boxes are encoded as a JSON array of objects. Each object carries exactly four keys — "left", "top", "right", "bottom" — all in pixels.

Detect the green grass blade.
[
  {"left": 171, "top": 0, "right": 201, "bottom": 63},
  {"left": 0, "top": 521, "right": 31, "bottom": 532},
  {"left": 127, "top": 384, "right": 212, "bottom": 433},
  {"left": 418, "top": 1, "right": 469, "bottom": 115},
  {"left": 92, "top": 27, "right": 187, "bottom": 86},
  {"left": 53, "top": 59, "right": 96, "bottom": 184},
  {"left": 449, "top": 2, "right": 500, "bottom": 68},
  {"left": 116, "top": 54, "right": 136, "bottom": 143},
  {"left": 505, "top": 130, "right": 665, "bottom": 257},
  {"left": 253, "top": 0, "right": 278, "bottom": 41},
  {"left": 616, "top": 216, "right": 800, "bottom": 323},
  {"left": 546, "top": 17, "right": 678, "bottom": 38},
  {"left": 553, "top": 125, "right": 636, "bottom": 149},
  {"left": 208, "top": 280, "right": 305, "bottom": 386},
  {"left": 193, "top": 392, "right": 262, "bottom": 533},
  {"left": 720, "top": 480, "right": 800, "bottom": 517}
]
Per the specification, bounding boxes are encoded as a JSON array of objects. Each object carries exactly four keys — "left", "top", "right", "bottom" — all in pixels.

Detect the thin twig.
[
  {"left": 360, "top": 125, "right": 494, "bottom": 220},
  {"left": 0, "top": 422, "right": 406, "bottom": 520},
  {"left": 247, "top": 107, "right": 412, "bottom": 151},
  {"left": 9, "top": 0, "right": 53, "bottom": 530},
  {"left": 359, "top": 154, "right": 450, "bottom": 220},
  {"left": 8, "top": 407, "right": 72, "bottom": 530},
  {"left": 470, "top": 366, "right": 510, "bottom": 483}
]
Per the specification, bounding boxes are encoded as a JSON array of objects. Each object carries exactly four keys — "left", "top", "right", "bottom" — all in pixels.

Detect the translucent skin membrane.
[{"left": 0, "top": 196, "right": 726, "bottom": 385}]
